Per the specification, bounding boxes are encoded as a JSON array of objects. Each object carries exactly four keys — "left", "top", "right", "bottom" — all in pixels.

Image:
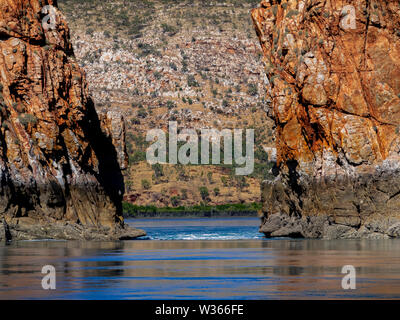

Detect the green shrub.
[
  {"left": 247, "top": 83, "right": 258, "bottom": 96},
  {"left": 141, "top": 179, "right": 151, "bottom": 190},
  {"left": 137, "top": 107, "right": 148, "bottom": 118},
  {"left": 161, "top": 23, "right": 178, "bottom": 35},
  {"left": 181, "top": 189, "right": 188, "bottom": 200},
  {"left": 187, "top": 75, "right": 199, "bottom": 87},
  {"left": 166, "top": 100, "right": 176, "bottom": 109},
  {"left": 138, "top": 43, "right": 160, "bottom": 57},
  {"left": 169, "top": 62, "right": 177, "bottom": 71},
  {"left": 129, "top": 151, "right": 146, "bottom": 164},
  {"left": 18, "top": 113, "right": 37, "bottom": 128},
  {"left": 286, "top": 9, "right": 299, "bottom": 18},
  {"left": 182, "top": 60, "right": 188, "bottom": 72},
  {"left": 152, "top": 163, "right": 164, "bottom": 178},
  {"left": 154, "top": 71, "right": 162, "bottom": 80},
  {"left": 171, "top": 196, "right": 181, "bottom": 207},
  {"left": 199, "top": 186, "right": 209, "bottom": 201}
]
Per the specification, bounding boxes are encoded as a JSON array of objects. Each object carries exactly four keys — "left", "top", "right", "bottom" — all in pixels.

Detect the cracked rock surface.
[
  {"left": 0, "top": 0, "right": 144, "bottom": 240},
  {"left": 253, "top": 0, "right": 400, "bottom": 238}
]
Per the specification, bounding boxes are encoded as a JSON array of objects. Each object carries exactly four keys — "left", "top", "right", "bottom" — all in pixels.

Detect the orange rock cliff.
[
  {"left": 253, "top": 0, "right": 400, "bottom": 238},
  {"left": 0, "top": 0, "right": 144, "bottom": 240}
]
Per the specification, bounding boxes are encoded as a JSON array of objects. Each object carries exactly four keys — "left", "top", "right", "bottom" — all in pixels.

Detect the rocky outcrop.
[
  {"left": 253, "top": 0, "right": 400, "bottom": 238},
  {"left": 0, "top": 0, "right": 145, "bottom": 240}
]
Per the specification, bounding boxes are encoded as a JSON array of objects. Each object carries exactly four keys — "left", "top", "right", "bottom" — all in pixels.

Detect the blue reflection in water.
[{"left": 0, "top": 218, "right": 400, "bottom": 300}]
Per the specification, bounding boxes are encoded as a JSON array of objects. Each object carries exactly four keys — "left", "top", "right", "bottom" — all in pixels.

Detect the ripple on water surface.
[{"left": 1, "top": 218, "right": 400, "bottom": 299}]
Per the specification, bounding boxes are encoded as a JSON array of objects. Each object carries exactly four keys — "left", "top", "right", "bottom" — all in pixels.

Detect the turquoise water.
[
  {"left": 1, "top": 217, "right": 400, "bottom": 299},
  {"left": 134, "top": 217, "right": 264, "bottom": 240}
]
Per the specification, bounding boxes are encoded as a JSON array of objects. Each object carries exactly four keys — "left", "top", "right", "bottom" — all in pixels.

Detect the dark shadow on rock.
[
  {"left": 79, "top": 98, "right": 125, "bottom": 222},
  {"left": 2, "top": 218, "right": 12, "bottom": 242}
]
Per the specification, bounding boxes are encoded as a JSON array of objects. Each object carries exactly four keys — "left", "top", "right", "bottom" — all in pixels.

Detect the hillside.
[{"left": 58, "top": 0, "right": 275, "bottom": 208}]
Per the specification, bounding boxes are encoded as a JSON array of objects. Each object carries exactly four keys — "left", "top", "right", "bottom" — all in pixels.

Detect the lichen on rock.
[
  {"left": 0, "top": 0, "right": 145, "bottom": 240},
  {"left": 253, "top": 0, "right": 400, "bottom": 238}
]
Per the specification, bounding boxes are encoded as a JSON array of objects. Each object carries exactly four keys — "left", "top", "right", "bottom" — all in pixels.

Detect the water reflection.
[{"left": 0, "top": 239, "right": 400, "bottom": 299}]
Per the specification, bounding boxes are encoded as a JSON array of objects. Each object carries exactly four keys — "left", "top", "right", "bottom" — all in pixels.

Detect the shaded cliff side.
[
  {"left": 253, "top": 0, "right": 400, "bottom": 238},
  {"left": 0, "top": 0, "right": 144, "bottom": 240}
]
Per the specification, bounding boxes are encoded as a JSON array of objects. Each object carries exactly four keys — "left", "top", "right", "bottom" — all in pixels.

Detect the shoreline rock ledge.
[
  {"left": 252, "top": 0, "right": 400, "bottom": 239},
  {"left": 0, "top": 0, "right": 145, "bottom": 240}
]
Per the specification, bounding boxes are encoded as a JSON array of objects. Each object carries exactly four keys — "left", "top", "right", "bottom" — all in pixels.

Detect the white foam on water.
[
  {"left": 127, "top": 217, "right": 263, "bottom": 241},
  {"left": 150, "top": 232, "right": 263, "bottom": 241}
]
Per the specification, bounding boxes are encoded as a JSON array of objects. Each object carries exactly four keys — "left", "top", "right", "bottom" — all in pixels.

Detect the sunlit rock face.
[
  {"left": 253, "top": 0, "right": 400, "bottom": 239},
  {"left": 0, "top": 0, "right": 143, "bottom": 240}
]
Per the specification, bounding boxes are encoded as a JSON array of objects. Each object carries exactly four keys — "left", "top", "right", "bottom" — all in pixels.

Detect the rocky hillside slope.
[
  {"left": 253, "top": 0, "right": 400, "bottom": 238},
  {"left": 0, "top": 0, "right": 144, "bottom": 240},
  {"left": 58, "top": 0, "right": 275, "bottom": 208}
]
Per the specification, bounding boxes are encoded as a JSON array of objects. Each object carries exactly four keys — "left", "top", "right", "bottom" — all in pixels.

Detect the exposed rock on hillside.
[
  {"left": 58, "top": 0, "right": 274, "bottom": 208},
  {"left": 0, "top": 0, "right": 144, "bottom": 240},
  {"left": 253, "top": 0, "right": 400, "bottom": 238}
]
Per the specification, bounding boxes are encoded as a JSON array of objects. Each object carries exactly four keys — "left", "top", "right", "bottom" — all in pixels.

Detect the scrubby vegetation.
[{"left": 123, "top": 201, "right": 261, "bottom": 217}]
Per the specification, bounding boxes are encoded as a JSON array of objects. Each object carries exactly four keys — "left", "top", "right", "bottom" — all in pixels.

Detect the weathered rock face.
[
  {"left": 0, "top": 0, "right": 144, "bottom": 240},
  {"left": 253, "top": 0, "right": 400, "bottom": 238}
]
